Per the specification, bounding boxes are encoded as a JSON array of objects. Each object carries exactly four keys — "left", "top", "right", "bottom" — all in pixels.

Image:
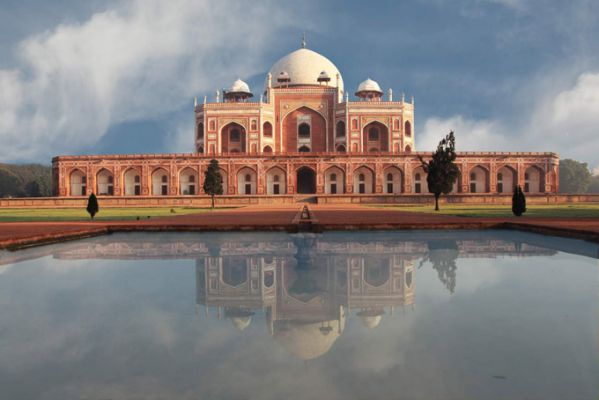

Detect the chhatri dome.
[
  {"left": 273, "top": 317, "right": 345, "bottom": 361},
  {"left": 355, "top": 78, "right": 383, "bottom": 96},
  {"left": 267, "top": 39, "right": 344, "bottom": 92},
  {"left": 227, "top": 78, "right": 252, "bottom": 94}
]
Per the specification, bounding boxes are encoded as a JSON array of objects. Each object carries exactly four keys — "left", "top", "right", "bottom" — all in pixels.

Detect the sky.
[{"left": 1, "top": 0, "right": 598, "bottom": 171}]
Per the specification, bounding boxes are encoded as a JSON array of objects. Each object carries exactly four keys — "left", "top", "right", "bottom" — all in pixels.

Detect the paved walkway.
[{"left": 0, "top": 204, "right": 598, "bottom": 249}]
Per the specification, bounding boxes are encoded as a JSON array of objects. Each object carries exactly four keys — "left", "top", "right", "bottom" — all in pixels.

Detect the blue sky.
[{"left": 1, "top": 0, "right": 598, "bottom": 171}]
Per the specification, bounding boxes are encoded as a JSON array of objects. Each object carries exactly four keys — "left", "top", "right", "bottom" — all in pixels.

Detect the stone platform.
[{"left": 1, "top": 205, "right": 598, "bottom": 250}]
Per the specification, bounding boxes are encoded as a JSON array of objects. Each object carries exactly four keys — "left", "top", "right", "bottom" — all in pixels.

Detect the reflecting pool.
[{"left": 0, "top": 230, "right": 598, "bottom": 399}]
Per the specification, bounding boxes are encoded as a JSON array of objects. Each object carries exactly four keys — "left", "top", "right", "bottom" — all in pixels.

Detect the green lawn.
[
  {"left": 374, "top": 203, "right": 599, "bottom": 218},
  {"left": 0, "top": 207, "right": 226, "bottom": 222}
]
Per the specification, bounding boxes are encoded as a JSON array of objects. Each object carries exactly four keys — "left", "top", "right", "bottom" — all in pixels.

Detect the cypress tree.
[
  {"left": 86, "top": 193, "right": 99, "bottom": 219},
  {"left": 512, "top": 185, "right": 526, "bottom": 216},
  {"left": 203, "top": 159, "right": 224, "bottom": 209}
]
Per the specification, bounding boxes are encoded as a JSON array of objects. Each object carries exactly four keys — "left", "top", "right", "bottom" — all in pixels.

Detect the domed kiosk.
[{"left": 267, "top": 48, "right": 344, "bottom": 92}]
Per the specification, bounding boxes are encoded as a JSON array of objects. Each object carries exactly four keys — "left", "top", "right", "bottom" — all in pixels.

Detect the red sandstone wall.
[{"left": 282, "top": 106, "right": 328, "bottom": 152}]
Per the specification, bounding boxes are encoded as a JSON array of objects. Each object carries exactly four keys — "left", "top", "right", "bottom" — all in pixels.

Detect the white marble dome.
[
  {"left": 356, "top": 78, "right": 383, "bottom": 94},
  {"left": 228, "top": 78, "right": 251, "bottom": 94},
  {"left": 267, "top": 48, "right": 343, "bottom": 91}
]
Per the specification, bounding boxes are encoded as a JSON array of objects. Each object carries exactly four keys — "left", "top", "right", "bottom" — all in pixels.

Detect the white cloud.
[
  {"left": 418, "top": 115, "right": 507, "bottom": 152},
  {"left": 0, "top": 0, "right": 303, "bottom": 162},
  {"left": 419, "top": 71, "right": 599, "bottom": 171}
]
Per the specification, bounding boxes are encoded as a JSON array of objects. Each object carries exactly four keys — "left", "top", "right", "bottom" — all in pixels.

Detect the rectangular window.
[
  {"left": 387, "top": 183, "right": 393, "bottom": 194},
  {"left": 331, "top": 184, "right": 337, "bottom": 194},
  {"left": 245, "top": 184, "right": 252, "bottom": 195},
  {"left": 524, "top": 183, "right": 530, "bottom": 193},
  {"left": 470, "top": 183, "right": 476, "bottom": 193},
  {"left": 415, "top": 183, "right": 421, "bottom": 194},
  {"left": 273, "top": 184, "right": 279, "bottom": 195},
  {"left": 189, "top": 185, "right": 195, "bottom": 195},
  {"left": 108, "top": 186, "right": 114, "bottom": 196},
  {"left": 134, "top": 185, "right": 141, "bottom": 196},
  {"left": 497, "top": 183, "right": 503, "bottom": 193},
  {"left": 359, "top": 183, "right": 365, "bottom": 194},
  {"left": 162, "top": 185, "right": 168, "bottom": 196}
]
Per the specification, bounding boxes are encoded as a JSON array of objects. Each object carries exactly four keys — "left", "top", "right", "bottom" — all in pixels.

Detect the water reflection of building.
[{"left": 196, "top": 234, "right": 415, "bottom": 360}]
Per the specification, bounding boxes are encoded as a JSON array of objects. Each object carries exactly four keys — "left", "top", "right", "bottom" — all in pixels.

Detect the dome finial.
[{"left": 301, "top": 31, "right": 307, "bottom": 49}]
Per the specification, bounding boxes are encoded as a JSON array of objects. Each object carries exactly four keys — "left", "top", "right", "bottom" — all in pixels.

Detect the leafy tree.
[
  {"left": 419, "top": 240, "right": 459, "bottom": 294},
  {"left": 25, "top": 180, "right": 41, "bottom": 197},
  {"left": 559, "top": 159, "right": 592, "bottom": 193},
  {"left": 0, "top": 163, "right": 52, "bottom": 197},
  {"left": 0, "top": 170, "right": 23, "bottom": 197},
  {"left": 418, "top": 131, "right": 460, "bottom": 211},
  {"left": 203, "top": 159, "right": 223, "bottom": 209},
  {"left": 512, "top": 185, "right": 526, "bottom": 216},
  {"left": 86, "top": 193, "right": 99, "bottom": 219},
  {"left": 588, "top": 175, "right": 599, "bottom": 193}
]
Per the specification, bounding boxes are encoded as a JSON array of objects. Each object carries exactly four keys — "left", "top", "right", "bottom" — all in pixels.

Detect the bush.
[
  {"left": 512, "top": 185, "right": 526, "bottom": 217},
  {"left": 86, "top": 193, "right": 99, "bottom": 219}
]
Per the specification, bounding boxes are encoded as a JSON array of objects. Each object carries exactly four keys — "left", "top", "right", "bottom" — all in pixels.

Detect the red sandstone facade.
[{"left": 52, "top": 45, "right": 559, "bottom": 200}]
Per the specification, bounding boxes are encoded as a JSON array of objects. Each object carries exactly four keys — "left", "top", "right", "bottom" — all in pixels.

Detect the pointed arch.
[
  {"left": 266, "top": 166, "right": 286, "bottom": 195},
  {"left": 237, "top": 167, "right": 257, "bottom": 195},
  {"left": 263, "top": 121, "right": 273, "bottom": 138},
  {"left": 383, "top": 166, "right": 404, "bottom": 194},
  {"left": 123, "top": 167, "right": 142, "bottom": 196},
  {"left": 469, "top": 165, "right": 490, "bottom": 193},
  {"left": 325, "top": 166, "right": 345, "bottom": 194},
  {"left": 69, "top": 169, "right": 87, "bottom": 196},
  {"left": 221, "top": 122, "right": 246, "bottom": 154},
  {"left": 412, "top": 166, "right": 428, "bottom": 194},
  {"left": 336, "top": 121, "right": 346, "bottom": 138},
  {"left": 96, "top": 168, "right": 114, "bottom": 196},
  {"left": 362, "top": 121, "right": 389, "bottom": 152},
  {"left": 151, "top": 167, "right": 169, "bottom": 196},
  {"left": 524, "top": 165, "right": 545, "bottom": 193},
  {"left": 404, "top": 120, "right": 412, "bottom": 137},
  {"left": 179, "top": 167, "right": 198, "bottom": 195},
  {"left": 353, "top": 166, "right": 375, "bottom": 194},
  {"left": 282, "top": 106, "right": 327, "bottom": 153},
  {"left": 296, "top": 166, "right": 316, "bottom": 194},
  {"left": 496, "top": 165, "right": 517, "bottom": 194}
]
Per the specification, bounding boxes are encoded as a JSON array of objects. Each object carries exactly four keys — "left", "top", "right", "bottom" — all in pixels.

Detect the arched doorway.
[
  {"left": 123, "top": 168, "right": 141, "bottom": 196},
  {"left": 266, "top": 167, "right": 286, "bottom": 195},
  {"left": 362, "top": 121, "right": 389, "bottom": 152},
  {"left": 69, "top": 169, "right": 86, "bottom": 196},
  {"left": 524, "top": 166, "right": 544, "bottom": 193},
  {"left": 296, "top": 167, "right": 316, "bottom": 194},
  {"left": 96, "top": 169, "right": 114, "bottom": 196},
  {"left": 383, "top": 167, "right": 404, "bottom": 194},
  {"left": 497, "top": 166, "right": 517, "bottom": 194},
  {"left": 469, "top": 166, "right": 490, "bottom": 193},
  {"left": 353, "top": 166, "right": 374, "bottom": 194},
  {"left": 237, "top": 167, "right": 256, "bottom": 195},
  {"left": 151, "top": 168, "right": 169, "bottom": 196},
  {"left": 325, "top": 166, "right": 345, "bottom": 194},
  {"left": 179, "top": 167, "right": 197, "bottom": 195},
  {"left": 221, "top": 122, "right": 246, "bottom": 153}
]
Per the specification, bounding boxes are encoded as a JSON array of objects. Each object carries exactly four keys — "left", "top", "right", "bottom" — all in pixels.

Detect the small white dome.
[
  {"left": 359, "top": 315, "right": 382, "bottom": 329},
  {"left": 231, "top": 316, "right": 252, "bottom": 331},
  {"left": 267, "top": 48, "right": 343, "bottom": 91},
  {"left": 277, "top": 71, "right": 290, "bottom": 81},
  {"left": 318, "top": 70, "right": 330, "bottom": 80},
  {"left": 228, "top": 78, "right": 251, "bottom": 94},
  {"left": 356, "top": 78, "right": 383, "bottom": 94}
]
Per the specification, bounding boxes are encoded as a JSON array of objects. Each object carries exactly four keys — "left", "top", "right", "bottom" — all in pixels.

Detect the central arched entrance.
[{"left": 296, "top": 167, "right": 316, "bottom": 194}]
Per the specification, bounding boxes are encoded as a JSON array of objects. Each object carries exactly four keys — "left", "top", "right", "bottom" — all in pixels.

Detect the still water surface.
[{"left": 0, "top": 230, "right": 598, "bottom": 400}]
